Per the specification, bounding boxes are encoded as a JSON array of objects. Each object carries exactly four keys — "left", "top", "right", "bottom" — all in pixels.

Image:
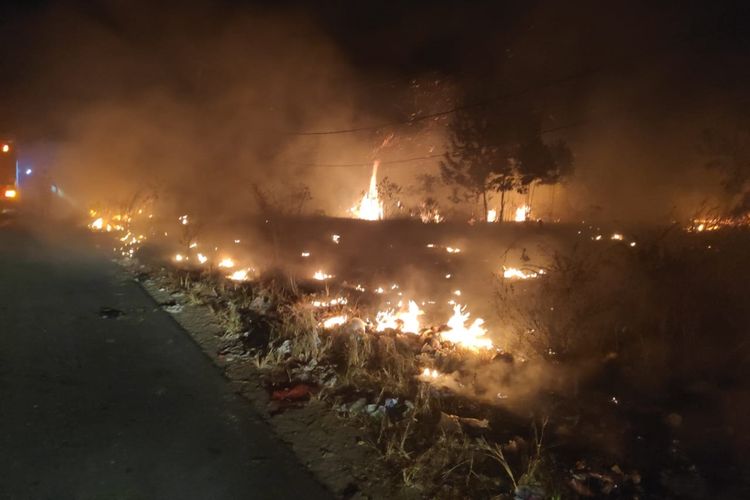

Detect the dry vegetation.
[{"left": 129, "top": 223, "right": 750, "bottom": 499}]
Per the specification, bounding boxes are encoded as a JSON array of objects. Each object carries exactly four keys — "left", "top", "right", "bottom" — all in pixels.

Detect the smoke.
[
  {"left": 9, "top": 0, "right": 431, "bottom": 218},
  {"left": 5, "top": 0, "right": 749, "bottom": 223}
]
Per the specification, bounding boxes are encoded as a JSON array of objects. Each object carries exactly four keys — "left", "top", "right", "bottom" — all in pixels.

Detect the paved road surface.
[{"left": 0, "top": 216, "right": 331, "bottom": 500}]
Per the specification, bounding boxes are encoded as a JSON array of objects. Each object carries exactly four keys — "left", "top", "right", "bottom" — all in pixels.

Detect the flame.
[
  {"left": 611, "top": 233, "right": 624, "bottom": 241},
  {"left": 446, "top": 246, "right": 461, "bottom": 254},
  {"left": 420, "top": 367, "right": 440, "bottom": 379},
  {"left": 375, "top": 300, "right": 424, "bottom": 334},
  {"left": 228, "top": 269, "right": 252, "bottom": 281},
  {"left": 90, "top": 217, "right": 104, "bottom": 230},
  {"left": 313, "top": 270, "right": 333, "bottom": 281},
  {"left": 441, "top": 304, "right": 493, "bottom": 350},
  {"left": 514, "top": 205, "right": 530, "bottom": 222},
  {"left": 351, "top": 161, "right": 384, "bottom": 220},
  {"left": 502, "top": 266, "right": 543, "bottom": 280},
  {"left": 218, "top": 258, "right": 235, "bottom": 268},
  {"left": 419, "top": 205, "right": 444, "bottom": 223},
  {"left": 321, "top": 315, "right": 348, "bottom": 329},
  {"left": 487, "top": 209, "right": 498, "bottom": 222},
  {"left": 311, "top": 297, "right": 348, "bottom": 308},
  {"left": 197, "top": 253, "right": 208, "bottom": 264}
]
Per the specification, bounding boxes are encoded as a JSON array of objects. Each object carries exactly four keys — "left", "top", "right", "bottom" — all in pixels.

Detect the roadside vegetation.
[{"left": 119, "top": 221, "right": 750, "bottom": 499}]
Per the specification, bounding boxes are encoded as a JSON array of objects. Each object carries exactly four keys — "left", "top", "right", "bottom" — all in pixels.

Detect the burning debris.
[
  {"left": 502, "top": 266, "right": 545, "bottom": 280},
  {"left": 228, "top": 268, "right": 254, "bottom": 282},
  {"left": 375, "top": 300, "right": 424, "bottom": 334},
  {"left": 218, "top": 258, "right": 235, "bottom": 268},
  {"left": 440, "top": 304, "right": 493, "bottom": 350},
  {"left": 321, "top": 314, "right": 348, "bottom": 329},
  {"left": 686, "top": 214, "right": 750, "bottom": 232},
  {"left": 312, "top": 270, "right": 334, "bottom": 281},
  {"left": 514, "top": 204, "right": 530, "bottom": 222}
]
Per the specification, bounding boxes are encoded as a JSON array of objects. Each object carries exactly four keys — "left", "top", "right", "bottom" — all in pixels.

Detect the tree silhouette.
[
  {"left": 441, "top": 106, "right": 516, "bottom": 220},
  {"left": 441, "top": 94, "right": 573, "bottom": 220}
]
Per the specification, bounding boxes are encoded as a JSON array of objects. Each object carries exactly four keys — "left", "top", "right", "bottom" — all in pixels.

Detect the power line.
[
  {"left": 292, "top": 70, "right": 595, "bottom": 136},
  {"left": 291, "top": 29, "right": 730, "bottom": 138},
  {"left": 287, "top": 153, "right": 445, "bottom": 168},
  {"left": 288, "top": 118, "right": 594, "bottom": 168}
]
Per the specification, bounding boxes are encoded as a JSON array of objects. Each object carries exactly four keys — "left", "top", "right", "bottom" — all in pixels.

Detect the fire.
[
  {"left": 321, "top": 315, "right": 348, "bottom": 329},
  {"left": 419, "top": 205, "right": 444, "bottom": 223},
  {"left": 174, "top": 253, "right": 185, "bottom": 262},
  {"left": 90, "top": 217, "right": 104, "bottom": 230},
  {"left": 197, "top": 253, "right": 208, "bottom": 264},
  {"left": 313, "top": 270, "right": 333, "bottom": 281},
  {"left": 441, "top": 304, "right": 493, "bottom": 350},
  {"left": 487, "top": 209, "right": 498, "bottom": 222},
  {"left": 421, "top": 367, "right": 440, "bottom": 379},
  {"left": 311, "top": 297, "right": 348, "bottom": 308},
  {"left": 351, "top": 161, "right": 384, "bottom": 220},
  {"left": 218, "top": 258, "right": 235, "bottom": 268},
  {"left": 228, "top": 269, "right": 252, "bottom": 282},
  {"left": 445, "top": 246, "right": 461, "bottom": 254},
  {"left": 502, "top": 266, "right": 543, "bottom": 280},
  {"left": 375, "top": 300, "right": 424, "bottom": 334},
  {"left": 611, "top": 233, "right": 624, "bottom": 241},
  {"left": 690, "top": 219, "right": 722, "bottom": 232},
  {"left": 514, "top": 205, "right": 530, "bottom": 222}
]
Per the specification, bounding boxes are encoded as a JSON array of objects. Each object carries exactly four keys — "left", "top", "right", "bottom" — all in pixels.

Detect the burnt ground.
[
  {"left": 130, "top": 214, "right": 750, "bottom": 499},
  {"left": 0, "top": 215, "right": 332, "bottom": 500}
]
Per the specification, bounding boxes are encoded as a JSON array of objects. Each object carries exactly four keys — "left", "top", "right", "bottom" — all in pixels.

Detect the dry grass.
[{"left": 147, "top": 262, "right": 569, "bottom": 499}]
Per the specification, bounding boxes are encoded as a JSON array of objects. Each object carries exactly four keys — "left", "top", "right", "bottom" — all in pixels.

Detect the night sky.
[
  {"left": 1, "top": 0, "right": 749, "bottom": 220},
  {"left": 2, "top": 0, "right": 749, "bottom": 137}
]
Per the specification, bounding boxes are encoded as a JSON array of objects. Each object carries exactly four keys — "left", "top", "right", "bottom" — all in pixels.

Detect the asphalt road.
[{"left": 0, "top": 216, "right": 332, "bottom": 500}]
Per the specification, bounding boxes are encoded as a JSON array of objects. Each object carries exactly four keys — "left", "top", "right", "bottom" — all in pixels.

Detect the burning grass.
[{"left": 89, "top": 204, "right": 750, "bottom": 498}]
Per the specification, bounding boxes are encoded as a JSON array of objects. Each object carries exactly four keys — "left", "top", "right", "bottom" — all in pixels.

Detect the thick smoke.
[{"left": 4, "top": 0, "right": 749, "bottom": 222}]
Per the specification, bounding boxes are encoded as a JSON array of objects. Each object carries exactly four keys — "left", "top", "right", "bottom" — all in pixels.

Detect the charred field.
[{"left": 93, "top": 213, "right": 750, "bottom": 499}]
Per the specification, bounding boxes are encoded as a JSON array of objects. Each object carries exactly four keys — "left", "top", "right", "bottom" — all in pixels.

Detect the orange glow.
[
  {"left": 375, "top": 300, "right": 424, "bottom": 334},
  {"left": 351, "top": 161, "right": 384, "bottom": 220},
  {"left": 441, "top": 304, "right": 493, "bottom": 350},
  {"left": 1, "top": 144, "right": 9, "bottom": 153},
  {"left": 514, "top": 205, "right": 530, "bottom": 222},
  {"left": 4, "top": 189, "right": 17, "bottom": 198}
]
